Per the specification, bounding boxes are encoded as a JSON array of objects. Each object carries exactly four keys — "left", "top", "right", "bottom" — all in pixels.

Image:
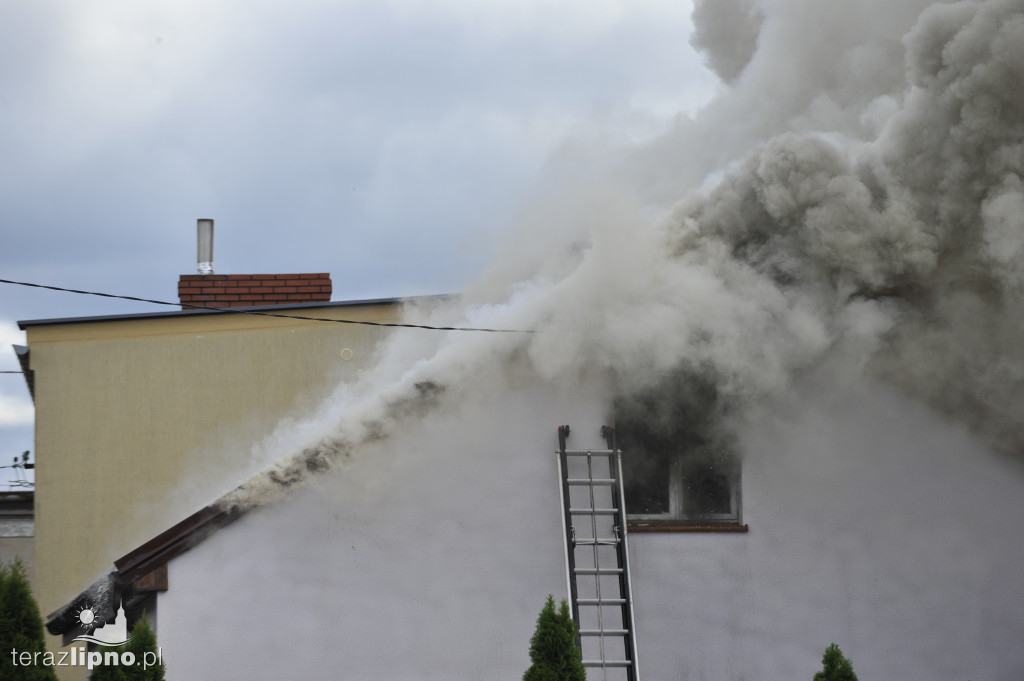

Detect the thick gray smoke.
[
  {"left": 689, "top": 0, "right": 763, "bottom": 83},
  {"left": 221, "top": 0, "right": 1024, "bottom": 512}
]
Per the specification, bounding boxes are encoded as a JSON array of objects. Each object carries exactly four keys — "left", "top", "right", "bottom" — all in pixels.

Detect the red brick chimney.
[
  {"left": 180, "top": 220, "right": 332, "bottom": 309},
  {"left": 178, "top": 273, "right": 332, "bottom": 309}
]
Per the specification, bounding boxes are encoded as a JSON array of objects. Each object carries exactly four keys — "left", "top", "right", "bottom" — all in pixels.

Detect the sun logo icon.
[
  {"left": 75, "top": 603, "right": 97, "bottom": 631},
  {"left": 72, "top": 598, "right": 130, "bottom": 647}
]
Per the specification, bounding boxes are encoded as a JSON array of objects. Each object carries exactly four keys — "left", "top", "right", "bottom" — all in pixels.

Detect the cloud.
[
  {"left": 0, "top": 392, "right": 33, "bottom": 427},
  {"left": 0, "top": 0, "right": 717, "bottom": 326},
  {"left": 0, "top": 321, "right": 32, "bottom": 429}
]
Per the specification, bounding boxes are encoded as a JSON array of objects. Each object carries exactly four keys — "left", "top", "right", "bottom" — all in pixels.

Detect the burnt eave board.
[
  {"left": 47, "top": 500, "right": 246, "bottom": 636},
  {"left": 114, "top": 503, "right": 244, "bottom": 584}
]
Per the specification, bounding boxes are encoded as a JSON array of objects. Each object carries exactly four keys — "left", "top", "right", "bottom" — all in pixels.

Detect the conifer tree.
[
  {"left": 0, "top": 558, "right": 59, "bottom": 680},
  {"left": 523, "top": 595, "right": 586, "bottom": 681},
  {"left": 89, "top": 613, "right": 164, "bottom": 681},
  {"left": 813, "top": 643, "right": 858, "bottom": 681},
  {"left": 122, "top": 614, "right": 164, "bottom": 681},
  {"left": 88, "top": 652, "right": 126, "bottom": 681}
]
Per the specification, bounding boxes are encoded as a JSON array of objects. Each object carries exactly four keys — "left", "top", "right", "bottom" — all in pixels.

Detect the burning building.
[{"left": 17, "top": 0, "right": 1024, "bottom": 679}]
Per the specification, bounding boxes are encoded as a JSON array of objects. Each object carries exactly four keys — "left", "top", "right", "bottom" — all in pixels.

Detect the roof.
[
  {"left": 114, "top": 502, "right": 242, "bottom": 584},
  {"left": 47, "top": 498, "right": 245, "bottom": 636},
  {"left": 16, "top": 295, "right": 437, "bottom": 329},
  {"left": 13, "top": 345, "right": 32, "bottom": 401},
  {"left": 0, "top": 491, "right": 33, "bottom": 519}
]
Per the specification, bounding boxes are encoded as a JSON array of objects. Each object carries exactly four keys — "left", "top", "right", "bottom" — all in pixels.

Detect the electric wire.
[{"left": 0, "top": 278, "right": 533, "bottom": 333}]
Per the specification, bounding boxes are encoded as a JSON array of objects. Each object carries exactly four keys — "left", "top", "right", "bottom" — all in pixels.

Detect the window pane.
[
  {"left": 614, "top": 374, "right": 741, "bottom": 524},
  {"left": 622, "top": 453, "right": 670, "bottom": 515},
  {"left": 683, "top": 467, "right": 733, "bottom": 517}
]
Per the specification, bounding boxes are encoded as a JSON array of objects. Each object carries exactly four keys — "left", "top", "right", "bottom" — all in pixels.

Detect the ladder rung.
[
  {"left": 582, "top": 660, "right": 632, "bottom": 667},
  {"left": 573, "top": 538, "right": 620, "bottom": 546},
  {"left": 567, "top": 478, "right": 616, "bottom": 486},
  {"left": 579, "top": 629, "right": 629, "bottom": 636},
  {"left": 574, "top": 568, "right": 623, "bottom": 575},
  {"left": 577, "top": 598, "right": 627, "bottom": 605},
  {"left": 569, "top": 507, "right": 619, "bottom": 515},
  {"left": 562, "top": 449, "right": 615, "bottom": 456}
]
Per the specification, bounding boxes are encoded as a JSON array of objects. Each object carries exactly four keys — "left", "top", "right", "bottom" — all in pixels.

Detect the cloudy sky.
[{"left": 0, "top": 1, "right": 719, "bottom": 485}]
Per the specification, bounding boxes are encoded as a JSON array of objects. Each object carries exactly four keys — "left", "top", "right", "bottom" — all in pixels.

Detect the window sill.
[{"left": 627, "top": 522, "right": 748, "bottom": 533}]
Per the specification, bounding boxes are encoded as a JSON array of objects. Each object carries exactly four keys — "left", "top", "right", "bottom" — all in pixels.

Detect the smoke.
[
  {"left": 689, "top": 0, "right": 764, "bottom": 83},
  {"left": 218, "top": 0, "right": 1023, "bottom": 514}
]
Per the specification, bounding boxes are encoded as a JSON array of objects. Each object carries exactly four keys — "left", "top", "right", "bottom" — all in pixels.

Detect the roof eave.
[{"left": 17, "top": 293, "right": 454, "bottom": 330}]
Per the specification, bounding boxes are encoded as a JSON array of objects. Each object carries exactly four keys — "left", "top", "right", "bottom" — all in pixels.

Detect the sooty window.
[{"left": 614, "top": 384, "right": 743, "bottom": 529}]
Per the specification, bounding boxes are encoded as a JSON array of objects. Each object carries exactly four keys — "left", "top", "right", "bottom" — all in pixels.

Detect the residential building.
[
  {"left": 17, "top": 272, "right": 417, "bottom": 680},
  {"left": 18, "top": 273, "right": 1024, "bottom": 680}
]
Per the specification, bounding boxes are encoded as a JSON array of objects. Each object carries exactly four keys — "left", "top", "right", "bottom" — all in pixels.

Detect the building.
[
  {"left": 16, "top": 270, "right": 425, "bottom": 680},
  {"left": 0, "top": 491, "right": 35, "bottom": 575},
  {"left": 18, "top": 272, "right": 1024, "bottom": 680}
]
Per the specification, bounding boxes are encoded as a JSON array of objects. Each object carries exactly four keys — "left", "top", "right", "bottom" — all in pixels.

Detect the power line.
[{"left": 0, "top": 278, "right": 533, "bottom": 334}]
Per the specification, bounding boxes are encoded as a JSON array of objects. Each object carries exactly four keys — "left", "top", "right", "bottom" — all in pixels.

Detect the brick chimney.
[{"left": 178, "top": 273, "right": 333, "bottom": 309}]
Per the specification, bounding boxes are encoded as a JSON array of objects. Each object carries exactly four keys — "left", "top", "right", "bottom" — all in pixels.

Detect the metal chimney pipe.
[{"left": 197, "top": 219, "right": 214, "bottom": 275}]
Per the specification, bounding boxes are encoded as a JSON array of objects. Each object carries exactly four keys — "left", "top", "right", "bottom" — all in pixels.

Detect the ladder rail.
[
  {"left": 612, "top": 445, "right": 641, "bottom": 681},
  {"left": 556, "top": 426, "right": 581, "bottom": 637},
  {"left": 557, "top": 425, "right": 639, "bottom": 681}
]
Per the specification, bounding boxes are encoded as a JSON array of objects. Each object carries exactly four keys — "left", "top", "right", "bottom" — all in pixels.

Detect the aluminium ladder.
[{"left": 557, "top": 424, "right": 639, "bottom": 681}]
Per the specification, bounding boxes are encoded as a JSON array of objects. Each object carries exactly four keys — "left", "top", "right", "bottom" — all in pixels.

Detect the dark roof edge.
[
  {"left": 12, "top": 344, "right": 33, "bottom": 401},
  {"left": 46, "top": 570, "right": 121, "bottom": 636},
  {"left": 113, "top": 502, "right": 245, "bottom": 584},
  {"left": 18, "top": 293, "right": 454, "bottom": 329},
  {"left": 48, "top": 479, "right": 260, "bottom": 633}
]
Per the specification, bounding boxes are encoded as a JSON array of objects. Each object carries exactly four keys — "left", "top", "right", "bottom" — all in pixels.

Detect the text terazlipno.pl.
[{"left": 10, "top": 647, "right": 163, "bottom": 670}]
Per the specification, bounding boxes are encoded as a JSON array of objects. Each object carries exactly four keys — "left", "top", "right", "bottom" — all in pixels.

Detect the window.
[{"left": 614, "top": 386, "right": 743, "bottom": 530}]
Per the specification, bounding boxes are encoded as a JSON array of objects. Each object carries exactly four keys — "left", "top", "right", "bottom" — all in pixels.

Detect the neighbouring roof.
[
  {"left": 16, "top": 295, "right": 441, "bottom": 329},
  {"left": 0, "top": 491, "right": 33, "bottom": 518},
  {"left": 13, "top": 344, "right": 32, "bottom": 401}
]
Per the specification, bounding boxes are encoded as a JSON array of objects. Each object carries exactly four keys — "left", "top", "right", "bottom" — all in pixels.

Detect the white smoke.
[{"left": 219, "top": 0, "right": 1024, "bottom": 512}]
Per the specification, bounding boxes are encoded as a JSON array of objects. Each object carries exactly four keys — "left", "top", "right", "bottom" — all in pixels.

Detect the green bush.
[
  {"left": 0, "top": 558, "right": 59, "bottom": 680},
  {"left": 813, "top": 643, "right": 858, "bottom": 681},
  {"left": 523, "top": 595, "right": 585, "bottom": 681},
  {"left": 90, "top": 613, "right": 164, "bottom": 681}
]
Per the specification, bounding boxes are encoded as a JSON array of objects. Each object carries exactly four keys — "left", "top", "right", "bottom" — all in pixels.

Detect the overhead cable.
[{"left": 0, "top": 278, "right": 533, "bottom": 334}]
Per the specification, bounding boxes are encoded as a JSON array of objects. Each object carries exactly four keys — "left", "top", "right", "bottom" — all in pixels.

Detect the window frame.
[{"left": 623, "top": 456, "right": 744, "bottom": 530}]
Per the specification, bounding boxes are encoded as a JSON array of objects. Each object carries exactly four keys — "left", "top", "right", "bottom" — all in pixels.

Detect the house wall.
[
  {"left": 629, "top": 372, "right": 1024, "bottom": 681},
  {"left": 157, "top": 370, "right": 611, "bottom": 680},
  {"left": 24, "top": 302, "right": 401, "bottom": 681},
  {"left": 156, "top": 366, "right": 1024, "bottom": 681}
]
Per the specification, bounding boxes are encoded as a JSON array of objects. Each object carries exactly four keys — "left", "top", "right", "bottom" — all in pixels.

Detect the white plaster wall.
[
  {"left": 630, "top": 373, "right": 1024, "bottom": 681},
  {"left": 157, "top": 367, "right": 1024, "bottom": 681},
  {"left": 158, "top": 370, "right": 609, "bottom": 680}
]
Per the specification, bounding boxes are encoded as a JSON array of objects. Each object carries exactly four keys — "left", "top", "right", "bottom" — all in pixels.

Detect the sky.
[{"left": 0, "top": 0, "right": 720, "bottom": 487}]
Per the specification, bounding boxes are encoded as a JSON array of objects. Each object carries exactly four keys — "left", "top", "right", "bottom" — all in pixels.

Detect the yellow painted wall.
[{"left": 26, "top": 302, "right": 402, "bottom": 680}]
